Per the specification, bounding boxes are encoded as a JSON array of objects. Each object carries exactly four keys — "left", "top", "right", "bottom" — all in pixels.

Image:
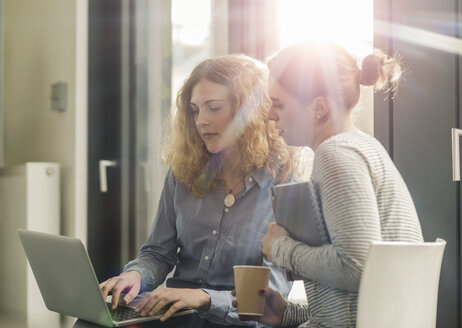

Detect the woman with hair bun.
[
  {"left": 234, "top": 41, "right": 423, "bottom": 328},
  {"left": 99, "top": 54, "right": 296, "bottom": 326}
]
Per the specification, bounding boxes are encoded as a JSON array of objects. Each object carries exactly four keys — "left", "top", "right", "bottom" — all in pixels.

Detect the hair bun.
[
  {"left": 360, "top": 54, "right": 381, "bottom": 86},
  {"left": 360, "top": 49, "right": 402, "bottom": 92}
]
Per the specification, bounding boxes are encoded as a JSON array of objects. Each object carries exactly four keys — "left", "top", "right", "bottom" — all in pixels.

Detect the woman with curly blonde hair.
[
  {"left": 100, "top": 54, "right": 296, "bottom": 326},
  {"left": 166, "top": 54, "right": 294, "bottom": 196}
]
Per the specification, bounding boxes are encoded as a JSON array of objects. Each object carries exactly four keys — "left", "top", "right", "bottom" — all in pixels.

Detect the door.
[
  {"left": 87, "top": 0, "right": 173, "bottom": 282},
  {"left": 88, "top": 0, "right": 123, "bottom": 282},
  {"left": 374, "top": 0, "right": 460, "bottom": 326}
]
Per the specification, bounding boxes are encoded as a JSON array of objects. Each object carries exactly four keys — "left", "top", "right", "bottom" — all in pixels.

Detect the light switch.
[{"left": 51, "top": 82, "right": 67, "bottom": 112}]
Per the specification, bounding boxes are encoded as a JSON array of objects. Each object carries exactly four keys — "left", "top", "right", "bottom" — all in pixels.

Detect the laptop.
[{"left": 17, "top": 229, "right": 195, "bottom": 327}]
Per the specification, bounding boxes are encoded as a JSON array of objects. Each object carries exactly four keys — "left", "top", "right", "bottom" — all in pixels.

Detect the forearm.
[
  {"left": 124, "top": 256, "right": 167, "bottom": 292},
  {"left": 199, "top": 289, "right": 255, "bottom": 326},
  {"left": 125, "top": 169, "right": 178, "bottom": 292},
  {"left": 272, "top": 236, "right": 361, "bottom": 292}
]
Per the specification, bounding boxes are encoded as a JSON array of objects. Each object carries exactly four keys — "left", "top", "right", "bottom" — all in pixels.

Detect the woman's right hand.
[
  {"left": 231, "top": 287, "right": 287, "bottom": 327},
  {"left": 99, "top": 270, "right": 142, "bottom": 309}
]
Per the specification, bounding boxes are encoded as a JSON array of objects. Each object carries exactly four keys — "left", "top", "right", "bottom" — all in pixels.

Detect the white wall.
[
  {"left": 1, "top": 0, "right": 87, "bottom": 241},
  {"left": 354, "top": 87, "right": 374, "bottom": 136}
]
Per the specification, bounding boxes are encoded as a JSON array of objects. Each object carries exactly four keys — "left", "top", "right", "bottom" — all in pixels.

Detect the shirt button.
[
  {"left": 204, "top": 256, "right": 209, "bottom": 260},
  {"left": 248, "top": 177, "right": 253, "bottom": 182},
  {"left": 212, "top": 230, "right": 217, "bottom": 235},
  {"left": 224, "top": 208, "right": 229, "bottom": 213}
]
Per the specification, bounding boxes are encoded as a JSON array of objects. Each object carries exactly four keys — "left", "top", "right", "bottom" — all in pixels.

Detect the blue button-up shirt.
[{"left": 124, "top": 166, "right": 292, "bottom": 326}]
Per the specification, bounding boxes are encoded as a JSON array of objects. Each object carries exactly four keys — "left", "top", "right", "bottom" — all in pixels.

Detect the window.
[{"left": 171, "top": 0, "right": 212, "bottom": 115}]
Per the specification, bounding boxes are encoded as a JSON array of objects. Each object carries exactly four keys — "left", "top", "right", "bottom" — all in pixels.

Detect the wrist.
[
  {"left": 199, "top": 290, "right": 211, "bottom": 311},
  {"left": 123, "top": 270, "right": 142, "bottom": 282},
  {"left": 271, "top": 235, "right": 288, "bottom": 266}
]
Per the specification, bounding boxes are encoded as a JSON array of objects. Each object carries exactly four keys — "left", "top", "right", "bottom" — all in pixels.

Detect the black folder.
[{"left": 271, "top": 181, "right": 330, "bottom": 247}]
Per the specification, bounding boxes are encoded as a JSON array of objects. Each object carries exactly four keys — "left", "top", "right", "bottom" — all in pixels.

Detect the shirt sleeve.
[
  {"left": 272, "top": 142, "right": 382, "bottom": 292},
  {"left": 124, "top": 169, "right": 179, "bottom": 292},
  {"left": 199, "top": 258, "right": 293, "bottom": 326}
]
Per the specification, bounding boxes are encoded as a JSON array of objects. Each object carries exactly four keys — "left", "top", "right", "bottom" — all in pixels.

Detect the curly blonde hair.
[{"left": 164, "top": 54, "right": 296, "bottom": 196}]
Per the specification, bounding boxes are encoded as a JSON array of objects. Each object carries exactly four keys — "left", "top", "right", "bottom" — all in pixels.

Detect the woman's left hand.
[
  {"left": 231, "top": 287, "right": 287, "bottom": 327},
  {"left": 135, "top": 288, "right": 211, "bottom": 321},
  {"left": 262, "top": 223, "right": 289, "bottom": 262}
]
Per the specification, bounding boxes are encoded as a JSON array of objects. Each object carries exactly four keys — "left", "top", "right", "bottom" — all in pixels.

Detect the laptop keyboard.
[{"left": 107, "top": 303, "right": 158, "bottom": 322}]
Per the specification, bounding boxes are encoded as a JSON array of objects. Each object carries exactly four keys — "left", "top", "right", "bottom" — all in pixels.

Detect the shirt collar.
[{"left": 246, "top": 166, "right": 273, "bottom": 189}]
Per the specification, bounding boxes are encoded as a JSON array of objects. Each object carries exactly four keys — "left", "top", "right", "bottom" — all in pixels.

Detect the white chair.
[{"left": 356, "top": 239, "right": 446, "bottom": 328}]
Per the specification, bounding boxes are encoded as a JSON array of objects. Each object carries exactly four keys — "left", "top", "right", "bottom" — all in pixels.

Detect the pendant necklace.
[{"left": 223, "top": 177, "right": 244, "bottom": 208}]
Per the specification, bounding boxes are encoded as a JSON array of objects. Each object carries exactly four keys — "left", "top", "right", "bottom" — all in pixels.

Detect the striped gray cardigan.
[{"left": 272, "top": 130, "right": 423, "bottom": 328}]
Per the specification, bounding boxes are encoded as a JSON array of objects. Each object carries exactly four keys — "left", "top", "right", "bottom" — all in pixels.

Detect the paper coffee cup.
[{"left": 233, "top": 265, "right": 271, "bottom": 316}]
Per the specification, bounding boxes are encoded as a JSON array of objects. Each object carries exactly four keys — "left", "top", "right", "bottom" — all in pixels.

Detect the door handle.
[
  {"left": 452, "top": 128, "right": 462, "bottom": 181},
  {"left": 99, "top": 160, "right": 118, "bottom": 192}
]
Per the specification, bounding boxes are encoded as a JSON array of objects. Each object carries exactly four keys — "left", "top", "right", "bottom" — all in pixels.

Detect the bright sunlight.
[{"left": 277, "top": 0, "right": 373, "bottom": 56}]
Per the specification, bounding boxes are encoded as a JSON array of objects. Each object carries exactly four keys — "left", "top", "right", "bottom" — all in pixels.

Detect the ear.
[{"left": 310, "top": 96, "right": 330, "bottom": 121}]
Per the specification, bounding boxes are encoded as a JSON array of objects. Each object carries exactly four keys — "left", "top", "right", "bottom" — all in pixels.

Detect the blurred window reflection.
[{"left": 171, "top": 0, "right": 212, "bottom": 115}]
